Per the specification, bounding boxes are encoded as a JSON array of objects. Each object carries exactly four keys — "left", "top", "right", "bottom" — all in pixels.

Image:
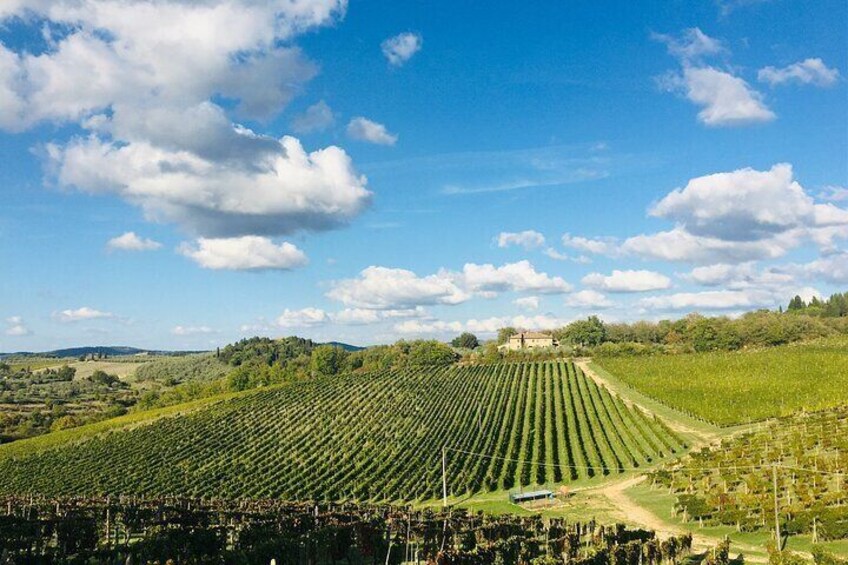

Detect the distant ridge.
[
  {"left": 0, "top": 346, "right": 206, "bottom": 359},
  {"left": 321, "top": 341, "right": 364, "bottom": 352}
]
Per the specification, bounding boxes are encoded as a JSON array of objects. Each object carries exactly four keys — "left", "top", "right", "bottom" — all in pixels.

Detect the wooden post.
[
  {"left": 772, "top": 464, "right": 781, "bottom": 551},
  {"left": 442, "top": 446, "right": 448, "bottom": 507}
]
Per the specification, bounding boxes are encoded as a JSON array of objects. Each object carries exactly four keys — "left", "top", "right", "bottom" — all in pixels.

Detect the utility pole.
[
  {"left": 772, "top": 464, "right": 781, "bottom": 551},
  {"left": 442, "top": 446, "right": 448, "bottom": 507}
]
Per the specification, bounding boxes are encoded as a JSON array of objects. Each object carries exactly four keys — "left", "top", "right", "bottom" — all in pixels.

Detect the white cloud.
[
  {"left": 653, "top": 28, "right": 724, "bottom": 63},
  {"left": 561, "top": 233, "right": 619, "bottom": 256},
  {"left": 172, "top": 325, "right": 215, "bottom": 336},
  {"left": 654, "top": 28, "right": 774, "bottom": 127},
  {"left": 106, "top": 231, "right": 161, "bottom": 252},
  {"left": 327, "top": 260, "right": 570, "bottom": 310},
  {"left": 682, "top": 262, "right": 794, "bottom": 289},
  {"left": 543, "top": 248, "right": 570, "bottom": 261},
  {"left": 664, "top": 66, "right": 775, "bottom": 126},
  {"left": 514, "top": 296, "right": 540, "bottom": 311},
  {"left": 332, "top": 308, "right": 381, "bottom": 325},
  {"left": 0, "top": 1, "right": 371, "bottom": 239},
  {"left": 4, "top": 316, "right": 31, "bottom": 336},
  {"left": 582, "top": 269, "right": 672, "bottom": 292},
  {"left": 650, "top": 164, "right": 848, "bottom": 241},
  {"left": 52, "top": 134, "right": 371, "bottom": 237},
  {"left": 381, "top": 32, "right": 422, "bottom": 66},
  {"left": 395, "top": 314, "right": 570, "bottom": 336},
  {"left": 291, "top": 100, "right": 335, "bottom": 134},
  {"left": 799, "top": 254, "right": 848, "bottom": 285},
  {"left": 276, "top": 307, "right": 330, "bottom": 328},
  {"left": 346, "top": 117, "right": 397, "bottom": 145},
  {"left": 821, "top": 186, "right": 848, "bottom": 202},
  {"left": 327, "top": 266, "right": 469, "bottom": 310},
  {"left": 639, "top": 289, "right": 774, "bottom": 311},
  {"left": 54, "top": 307, "right": 114, "bottom": 323},
  {"left": 621, "top": 227, "right": 801, "bottom": 264},
  {"left": 179, "top": 236, "right": 307, "bottom": 271},
  {"left": 496, "top": 230, "right": 545, "bottom": 249},
  {"left": 564, "top": 290, "right": 614, "bottom": 309},
  {"left": 461, "top": 261, "right": 573, "bottom": 295},
  {"left": 758, "top": 58, "right": 839, "bottom": 88}
]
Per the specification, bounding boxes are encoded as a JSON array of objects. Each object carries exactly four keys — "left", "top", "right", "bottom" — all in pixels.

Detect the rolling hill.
[{"left": 0, "top": 360, "right": 686, "bottom": 501}]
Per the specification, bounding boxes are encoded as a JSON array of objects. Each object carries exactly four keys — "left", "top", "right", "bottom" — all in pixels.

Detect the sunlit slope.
[
  {"left": 0, "top": 361, "right": 685, "bottom": 500},
  {"left": 596, "top": 340, "right": 848, "bottom": 426}
]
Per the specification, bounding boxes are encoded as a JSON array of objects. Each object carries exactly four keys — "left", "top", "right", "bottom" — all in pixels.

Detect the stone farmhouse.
[{"left": 497, "top": 331, "right": 559, "bottom": 351}]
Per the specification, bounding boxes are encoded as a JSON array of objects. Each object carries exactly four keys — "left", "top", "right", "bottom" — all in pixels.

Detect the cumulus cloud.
[
  {"left": 649, "top": 164, "right": 848, "bottom": 241},
  {"left": 395, "top": 314, "right": 569, "bottom": 336},
  {"left": 639, "top": 289, "right": 775, "bottom": 311},
  {"left": 332, "top": 308, "right": 382, "bottom": 325},
  {"left": 561, "top": 233, "right": 619, "bottom": 256},
  {"left": 582, "top": 270, "right": 672, "bottom": 292},
  {"left": 621, "top": 227, "right": 800, "bottom": 264},
  {"left": 381, "top": 32, "right": 422, "bottom": 66},
  {"left": 327, "top": 266, "right": 469, "bottom": 310},
  {"left": 682, "top": 262, "right": 794, "bottom": 289},
  {"left": 661, "top": 66, "right": 775, "bottom": 126},
  {"left": 0, "top": 1, "right": 371, "bottom": 239},
  {"left": 327, "top": 261, "right": 570, "bottom": 310},
  {"left": 567, "top": 164, "right": 847, "bottom": 265},
  {"left": 799, "top": 254, "right": 848, "bottom": 285},
  {"left": 291, "top": 100, "right": 335, "bottom": 134},
  {"left": 346, "top": 117, "right": 398, "bottom": 145},
  {"left": 564, "top": 290, "right": 614, "bottom": 309},
  {"left": 4, "top": 316, "right": 31, "bottom": 336},
  {"left": 496, "top": 230, "right": 546, "bottom": 249},
  {"left": 171, "top": 325, "right": 215, "bottom": 336},
  {"left": 655, "top": 28, "right": 774, "bottom": 126},
  {"left": 461, "top": 261, "right": 573, "bottom": 295},
  {"left": 514, "top": 296, "right": 540, "bottom": 311},
  {"left": 758, "top": 58, "right": 839, "bottom": 88},
  {"left": 179, "top": 236, "right": 308, "bottom": 271},
  {"left": 52, "top": 135, "right": 371, "bottom": 237},
  {"left": 53, "top": 307, "right": 114, "bottom": 323},
  {"left": 276, "top": 307, "right": 330, "bottom": 328},
  {"left": 106, "top": 232, "right": 161, "bottom": 252}
]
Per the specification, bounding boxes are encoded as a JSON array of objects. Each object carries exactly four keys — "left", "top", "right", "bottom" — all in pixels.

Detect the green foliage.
[
  {"left": 497, "top": 327, "right": 517, "bottom": 345},
  {"left": 451, "top": 332, "right": 480, "bottom": 349},
  {"left": 0, "top": 361, "right": 684, "bottom": 500},
  {"left": 560, "top": 316, "right": 607, "bottom": 347},
  {"left": 134, "top": 353, "right": 229, "bottom": 385},
  {"left": 219, "top": 336, "right": 316, "bottom": 367},
  {"left": 87, "top": 370, "right": 121, "bottom": 386},
  {"left": 310, "top": 345, "right": 349, "bottom": 377},
  {"left": 597, "top": 339, "right": 848, "bottom": 425}
]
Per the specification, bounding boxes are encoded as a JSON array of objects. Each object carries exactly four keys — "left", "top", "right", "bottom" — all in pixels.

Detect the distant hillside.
[
  {"left": 322, "top": 341, "right": 364, "bottom": 352},
  {"left": 1, "top": 346, "right": 206, "bottom": 359}
]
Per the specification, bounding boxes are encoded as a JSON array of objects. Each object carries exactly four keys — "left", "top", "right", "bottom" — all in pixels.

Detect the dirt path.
[{"left": 594, "top": 475, "right": 769, "bottom": 562}]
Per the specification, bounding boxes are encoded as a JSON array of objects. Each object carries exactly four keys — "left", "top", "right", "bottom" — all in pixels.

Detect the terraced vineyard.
[
  {"left": 0, "top": 361, "right": 686, "bottom": 501},
  {"left": 652, "top": 407, "right": 848, "bottom": 540}
]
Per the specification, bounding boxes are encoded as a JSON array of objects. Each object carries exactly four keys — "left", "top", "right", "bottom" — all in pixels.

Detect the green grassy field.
[
  {"left": 595, "top": 340, "right": 848, "bottom": 426},
  {"left": 0, "top": 361, "right": 686, "bottom": 500}
]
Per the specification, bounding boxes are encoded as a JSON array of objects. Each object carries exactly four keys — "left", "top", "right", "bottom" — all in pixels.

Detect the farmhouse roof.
[{"left": 513, "top": 331, "right": 553, "bottom": 339}]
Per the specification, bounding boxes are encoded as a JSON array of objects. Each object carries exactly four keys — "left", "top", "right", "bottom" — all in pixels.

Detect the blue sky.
[{"left": 1, "top": 0, "right": 846, "bottom": 350}]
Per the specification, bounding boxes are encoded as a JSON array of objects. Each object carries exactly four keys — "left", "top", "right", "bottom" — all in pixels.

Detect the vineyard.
[
  {"left": 595, "top": 340, "right": 848, "bottom": 426},
  {"left": 0, "top": 361, "right": 686, "bottom": 501},
  {"left": 651, "top": 407, "right": 848, "bottom": 540},
  {"left": 0, "top": 495, "right": 707, "bottom": 564}
]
